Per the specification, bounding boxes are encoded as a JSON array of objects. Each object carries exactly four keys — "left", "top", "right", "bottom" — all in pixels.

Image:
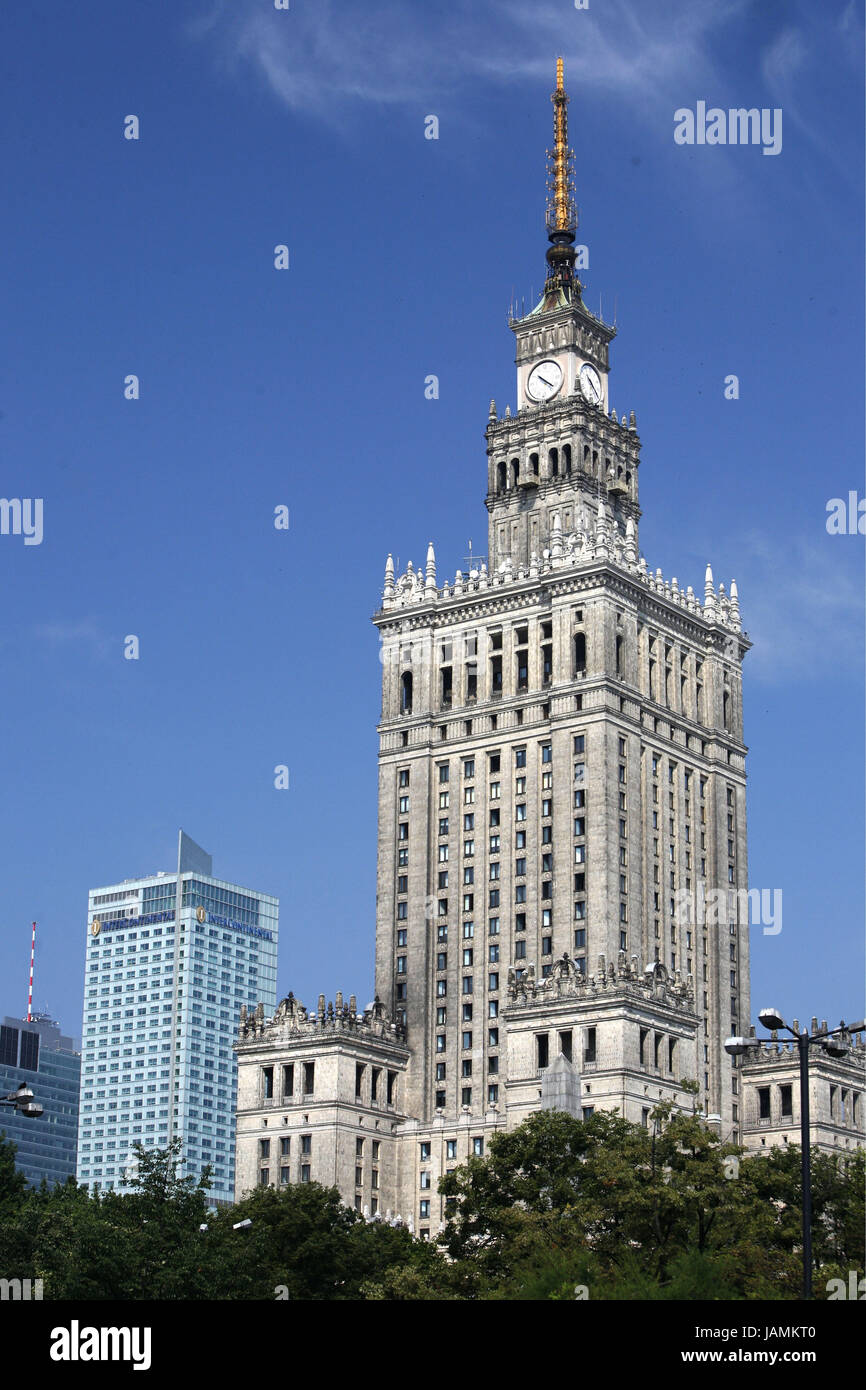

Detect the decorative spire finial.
[{"left": 544, "top": 59, "right": 581, "bottom": 301}]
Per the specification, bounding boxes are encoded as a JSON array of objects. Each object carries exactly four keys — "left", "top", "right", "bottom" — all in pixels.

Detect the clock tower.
[
  {"left": 487, "top": 58, "right": 640, "bottom": 574},
  {"left": 374, "top": 58, "right": 751, "bottom": 1213}
]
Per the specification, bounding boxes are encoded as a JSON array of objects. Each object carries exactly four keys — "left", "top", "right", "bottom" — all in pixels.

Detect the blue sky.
[{"left": 1, "top": 0, "right": 863, "bottom": 1042}]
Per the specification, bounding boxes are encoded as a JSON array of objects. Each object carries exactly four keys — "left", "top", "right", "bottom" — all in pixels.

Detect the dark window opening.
[{"left": 400, "top": 670, "right": 413, "bottom": 714}]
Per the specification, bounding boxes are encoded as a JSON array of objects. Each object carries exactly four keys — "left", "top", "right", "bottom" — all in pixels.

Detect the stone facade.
[
  {"left": 503, "top": 955, "right": 699, "bottom": 1132},
  {"left": 234, "top": 994, "right": 409, "bottom": 1215},
  {"left": 739, "top": 1023, "right": 866, "bottom": 1157},
  {"left": 234, "top": 960, "right": 702, "bottom": 1233}
]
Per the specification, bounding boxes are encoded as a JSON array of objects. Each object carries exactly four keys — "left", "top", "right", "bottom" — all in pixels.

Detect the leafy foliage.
[{"left": 0, "top": 1119, "right": 861, "bottom": 1301}]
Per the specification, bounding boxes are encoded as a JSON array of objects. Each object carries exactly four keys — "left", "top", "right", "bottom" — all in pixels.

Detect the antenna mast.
[{"left": 27, "top": 920, "right": 36, "bottom": 1021}]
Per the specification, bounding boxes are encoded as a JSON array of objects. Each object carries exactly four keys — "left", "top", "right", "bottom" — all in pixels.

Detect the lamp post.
[
  {"left": 725, "top": 1011, "right": 864, "bottom": 1301},
  {"left": 0, "top": 1083, "right": 43, "bottom": 1118}
]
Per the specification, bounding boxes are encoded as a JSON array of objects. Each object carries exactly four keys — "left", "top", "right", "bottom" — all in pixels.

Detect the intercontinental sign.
[{"left": 90, "top": 907, "right": 273, "bottom": 942}]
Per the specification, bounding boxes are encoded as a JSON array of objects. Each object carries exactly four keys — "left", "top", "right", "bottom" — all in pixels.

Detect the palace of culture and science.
[{"left": 234, "top": 63, "right": 864, "bottom": 1232}]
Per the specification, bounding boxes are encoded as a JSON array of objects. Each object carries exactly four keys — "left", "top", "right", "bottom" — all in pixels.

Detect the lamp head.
[{"left": 758, "top": 1008, "right": 786, "bottom": 1032}]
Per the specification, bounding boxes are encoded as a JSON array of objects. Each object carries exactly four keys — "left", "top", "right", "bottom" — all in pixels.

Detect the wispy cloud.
[
  {"left": 737, "top": 532, "right": 864, "bottom": 683},
  {"left": 34, "top": 617, "right": 113, "bottom": 662},
  {"left": 186, "top": 0, "right": 749, "bottom": 125},
  {"left": 759, "top": 3, "right": 864, "bottom": 183}
]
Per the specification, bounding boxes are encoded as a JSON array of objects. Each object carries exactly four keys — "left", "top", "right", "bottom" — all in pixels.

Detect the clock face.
[
  {"left": 579, "top": 362, "right": 603, "bottom": 406},
  {"left": 526, "top": 359, "right": 563, "bottom": 403}
]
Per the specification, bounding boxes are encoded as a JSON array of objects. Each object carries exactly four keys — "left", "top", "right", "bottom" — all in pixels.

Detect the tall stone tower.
[{"left": 372, "top": 60, "right": 751, "bottom": 1198}]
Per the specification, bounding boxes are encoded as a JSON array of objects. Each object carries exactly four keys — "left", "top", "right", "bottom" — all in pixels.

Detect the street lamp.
[
  {"left": 725, "top": 1013, "right": 864, "bottom": 1301},
  {"left": 0, "top": 1083, "right": 43, "bottom": 1118}
]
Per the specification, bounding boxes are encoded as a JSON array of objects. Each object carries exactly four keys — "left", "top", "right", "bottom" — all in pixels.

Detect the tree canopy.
[{"left": 0, "top": 1110, "right": 861, "bottom": 1301}]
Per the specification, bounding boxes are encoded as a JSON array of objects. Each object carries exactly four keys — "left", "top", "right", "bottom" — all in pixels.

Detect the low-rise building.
[
  {"left": 235, "top": 993, "right": 409, "bottom": 1216},
  {"left": 739, "top": 1021, "right": 865, "bottom": 1156}
]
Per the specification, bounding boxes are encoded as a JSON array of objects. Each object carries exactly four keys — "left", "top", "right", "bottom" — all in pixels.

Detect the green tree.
[
  {"left": 0, "top": 1132, "right": 28, "bottom": 1215},
  {"left": 437, "top": 1105, "right": 863, "bottom": 1300}
]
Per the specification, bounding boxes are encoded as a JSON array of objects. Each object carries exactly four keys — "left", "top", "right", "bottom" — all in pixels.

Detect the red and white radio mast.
[{"left": 27, "top": 921, "right": 36, "bottom": 1021}]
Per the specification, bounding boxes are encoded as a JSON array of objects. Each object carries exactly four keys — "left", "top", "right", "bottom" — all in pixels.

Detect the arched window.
[
  {"left": 400, "top": 671, "right": 413, "bottom": 714},
  {"left": 530, "top": 452, "right": 539, "bottom": 477},
  {"left": 497, "top": 460, "right": 507, "bottom": 492},
  {"left": 549, "top": 447, "right": 559, "bottom": 477},
  {"left": 723, "top": 689, "right": 731, "bottom": 732},
  {"left": 511, "top": 458, "right": 519, "bottom": 487},
  {"left": 573, "top": 633, "right": 586, "bottom": 675},
  {"left": 563, "top": 444, "right": 572, "bottom": 474},
  {"left": 615, "top": 635, "right": 624, "bottom": 679}
]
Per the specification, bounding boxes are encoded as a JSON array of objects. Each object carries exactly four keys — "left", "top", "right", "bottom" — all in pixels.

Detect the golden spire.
[
  {"left": 547, "top": 57, "right": 576, "bottom": 236},
  {"left": 542, "top": 58, "right": 580, "bottom": 303}
]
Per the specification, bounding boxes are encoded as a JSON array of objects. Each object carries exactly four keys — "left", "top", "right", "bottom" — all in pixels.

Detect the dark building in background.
[{"left": 0, "top": 1010, "right": 81, "bottom": 1186}]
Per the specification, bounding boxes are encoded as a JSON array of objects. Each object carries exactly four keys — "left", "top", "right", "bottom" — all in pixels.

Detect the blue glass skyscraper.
[
  {"left": 76, "top": 831, "right": 278, "bottom": 1204},
  {"left": 0, "top": 1010, "right": 80, "bottom": 1187}
]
